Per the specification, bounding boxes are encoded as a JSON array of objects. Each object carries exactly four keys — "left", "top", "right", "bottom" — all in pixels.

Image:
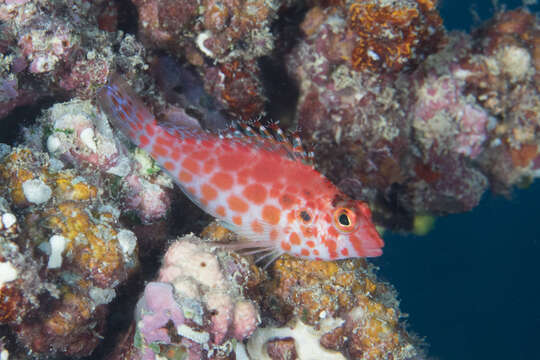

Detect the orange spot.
[
  {"left": 139, "top": 135, "right": 150, "bottom": 147},
  {"left": 182, "top": 158, "right": 200, "bottom": 173},
  {"left": 216, "top": 206, "right": 226, "bottom": 217},
  {"left": 270, "top": 184, "right": 281, "bottom": 198},
  {"left": 228, "top": 195, "right": 249, "bottom": 213},
  {"left": 328, "top": 226, "right": 339, "bottom": 238},
  {"left": 237, "top": 169, "right": 251, "bottom": 185},
  {"left": 156, "top": 136, "right": 171, "bottom": 147},
  {"left": 262, "top": 205, "right": 281, "bottom": 225},
  {"left": 232, "top": 216, "right": 242, "bottom": 226},
  {"left": 324, "top": 239, "right": 338, "bottom": 259},
  {"left": 219, "top": 152, "right": 248, "bottom": 170},
  {"left": 187, "top": 186, "right": 196, "bottom": 194},
  {"left": 211, "top": 172, "right": 234, "bottom": 190},
  {"left": 301, "top": 225, "right": 313, "bottom": 238},
  {"left": 203, "top": 158, "right": 216, "bottom": 174},
  {"left": 120, "top": 112, "right": 128, "bottom": 122},
  {"left": 243, "top": 184, "right": 267, "bottom": 204},
  {"left": 163, "top": 161, "right": 175, "bottom": 171},
  {"left": 341, "top": 248, "right": 349, "bottom": 256},
  {"left": 152, "top": 144, "right": 168, "bottom": 158},
  {"left": 289, "top": 232, "right": 301, "bottom": 245},
  {"left": 287, "top": 211, "right": 296, "bottom": 223},
  {"left": 178, "top": 170, "right": 192, "bottom": 183},
  {"left": 281, "top": 241, "right": 291, "bottom": 251},
  {"left": 279, "top": 194, "right": 295, "bottom": 208},
  {"left": 145, "top": 123, "right": 155, "bottom": 136},
  {"left": 201, "top": 184, "right": 218, "bottom": 201},
  {"left": 111, "top": 96, "right": 119, "bottom": 107},
  {"left": 314, "top": 249, "right": 319, "bottom": 256},
  {"left": 306, "top": 240, "right": 315, "bottom": 248},
  {"left": 192, "top": 150, "right": 210, "bottom": 160},
  {"left": 251, "top": 220, "right": 263, "bottom": 233},
  {"left": 301, "top": 248, "right": 310, "bottom": 257},
  {"left": 270, "top": 229, "right": 278, "bottom": 240},
  {"left": 136, "top": 111, "right": 145, "bottom": 123}
]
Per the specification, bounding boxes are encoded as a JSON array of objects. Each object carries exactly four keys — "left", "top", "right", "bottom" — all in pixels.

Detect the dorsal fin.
[{"left": 216, "top": 120, "right": 315, "bottom": 166}]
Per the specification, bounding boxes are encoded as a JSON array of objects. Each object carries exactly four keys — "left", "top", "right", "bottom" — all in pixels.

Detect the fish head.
[{"left": 316, "top": 195, "right": 384, "bottom": 260}]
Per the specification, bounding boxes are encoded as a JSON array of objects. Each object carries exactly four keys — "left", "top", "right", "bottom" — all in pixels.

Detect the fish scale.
[{"left": 98, "top": 76, "right": 384, "bottom": 261}]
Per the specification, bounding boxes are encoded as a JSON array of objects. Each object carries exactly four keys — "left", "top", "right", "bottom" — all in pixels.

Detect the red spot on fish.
[
  {"left": 306, "top": 240, "right": 315, "bottom": 248},
  {"left": 289, "top": 232, "right": 301, "bottom": 245},
  {"left": 145, "top": 123, "right": 155, "bottom": 136},
  {"left": 182, "top": 158, "right": 200, "bottom": 174},
  {"left": 156, "top": 136, "right": 171, "bottom": 147},
  {"left": 152, "top": 144, "right": 168, "bottom": 158},
  {"left": 211, "top": 172, "right": 234, "bottom": 190},
  {"left": 203, "top": 158, "right": 217, "bottom": 174},
  {"left": 201, "top": 184, "right": 217, "bottom": 201},
  {"left": 237, "top": 169, "right": 251, "bottom": 185},
  {"left": 216, "top": 206, "right": 226, "bottom": 217},
  {"left": 341, "top": 248, "right": 349, "bottom": 256},
  {"left": 301, "top": 248, "right": 310, "bottom": 257},
  {"left": 139, "top": 135, "right": 150, "bottom": 147},
  {"left": 251, "top": 220, "right": 263, "bottom": 233},
  {"left": 324, "top": 239, "right": 338, "bottom": 259},
  {"left": 287, "top": 211, "right": 295, "bottom": 223},
  {"left": 178, "top": 170, "right": 192, "bottom": 182},
  {"left": 228, "top": 195, "right": 249, "bottom": 213},
  {"left": 270, "top": 229, "right": 278, "bottom": 240},
  {"left": 233, "top": 216, "right": 242, "bottom": 226},
  {"left": 136, "top": 111, "right": 145, "bottom": 123},
  {"left": 163, "top": 161, "right": 175, "bottom": 171},
  {"left": 262, "top": 205, "right": 281, "bottom": 225},
  {"left": 279, "top": 194, "right": 294, "bottom": 208},
  {"left": 192, "top": 149, "right": 210, "bottom": 161},
  {"left": 243, "top": 184, "right": 267, "bottom": 204},
  {"left": 281, "top": 241, "right": 291, "bottom": 251}
]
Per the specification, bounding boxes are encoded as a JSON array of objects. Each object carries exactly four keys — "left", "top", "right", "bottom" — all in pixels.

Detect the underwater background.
[
  {"left": 379, "top": 2, "right": 540, "bottom": 359},
  {"left": 0, "top": 0, "right": 539, "bottom": 359}
]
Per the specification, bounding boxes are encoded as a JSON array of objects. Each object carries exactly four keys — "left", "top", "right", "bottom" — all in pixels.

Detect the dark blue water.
[
  {"left": 377, "top": 182, "right": 540, "bottom": 359},
  {"left": 376, "top": 4, "right": 540, "bottom": 359}
]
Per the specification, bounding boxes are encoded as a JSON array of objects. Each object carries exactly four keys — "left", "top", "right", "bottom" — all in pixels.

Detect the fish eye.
[{"left": 334, "top": 208, "right": 356, "bottom": 232}]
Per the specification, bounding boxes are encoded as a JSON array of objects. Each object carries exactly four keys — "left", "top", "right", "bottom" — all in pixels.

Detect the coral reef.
[
  {"left": 110, "top": 235, "right": 262, "bottom": 360},
  {"left": 287, "top": 3, "right": 540, "bottom": 225},
  {"left": 0, "top": 146, "right": 138, "bottom": 358},
  {"left": 0, "top": 0, "right": 539, "bottom": 358},
  {"left": 36, "top": 98, "right": 175, "bottom": 223},
  {"left": 250, "top": 255, "right": 422, "bottom": 359}
]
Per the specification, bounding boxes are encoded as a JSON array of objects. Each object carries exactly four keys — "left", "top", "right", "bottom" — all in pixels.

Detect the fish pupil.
[{"left": 338, "top": 213, "right": 350, "bottom": 226}]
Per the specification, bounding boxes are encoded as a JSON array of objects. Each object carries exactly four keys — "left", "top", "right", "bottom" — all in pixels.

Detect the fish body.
[{"left": 98, "top": 78, "right": 384, "bottom": 261}]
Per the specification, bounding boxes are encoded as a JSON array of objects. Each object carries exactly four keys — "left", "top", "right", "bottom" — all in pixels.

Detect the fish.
[{"left": 97, "top": 76, "right": 384, "bottom": 262}]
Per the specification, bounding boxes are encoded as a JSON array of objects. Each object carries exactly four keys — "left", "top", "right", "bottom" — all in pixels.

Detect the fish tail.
[{"left": 97, "top": 75, "right": 157, "bottom": 148}]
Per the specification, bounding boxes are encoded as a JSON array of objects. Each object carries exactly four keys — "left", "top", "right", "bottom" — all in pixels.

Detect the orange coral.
[{"left": 347, "top": 1, "right": 443, "bottom": 72}]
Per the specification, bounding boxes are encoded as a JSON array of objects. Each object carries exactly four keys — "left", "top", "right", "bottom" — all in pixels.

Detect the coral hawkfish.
[{"left": 97, "top": 77, "right": 383, "bottom": 261}]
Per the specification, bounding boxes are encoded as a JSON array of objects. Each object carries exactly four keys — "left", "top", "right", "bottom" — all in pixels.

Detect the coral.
[
  {"left": 247, "top": 256, "right": 422, "bottom": 359},
  {"left": 347, "top": 0, "right": 444, "bottom": 72},
  {"left": 287, "top": 4, "right": 540, "bottom": 225},
  {"left": 111, "top": 235, "right": 262, "bottom": 360},
  {"left": 37, "top": 98, "right": 174, "bottom": 223},
  {"left": 0, "top": 146, "right": 139, "bottom": 358}
]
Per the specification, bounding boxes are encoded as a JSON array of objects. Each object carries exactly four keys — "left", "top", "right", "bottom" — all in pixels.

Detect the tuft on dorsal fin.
[{"left": 216, "top": 120, "right": 315, "bottom": 166}]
